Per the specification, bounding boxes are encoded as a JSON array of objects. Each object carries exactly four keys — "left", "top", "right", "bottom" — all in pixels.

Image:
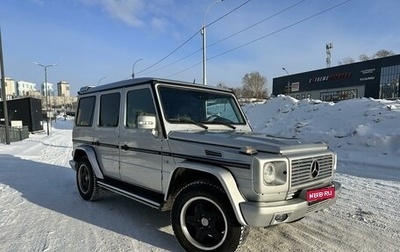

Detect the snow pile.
[
  {"left": 0, "top": 96, "right": 399, "bottom": 252},
  {"left": 243, "top": 96, "right": 400, "bottom": 181},
  {"left": 244, "top": 95, "right": 400, "bottom": 151}
]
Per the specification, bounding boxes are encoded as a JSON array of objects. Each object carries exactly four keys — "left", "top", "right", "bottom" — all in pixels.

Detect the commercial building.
[
  {"left": 17, "top": 80, "right": 39, "bottom": 97},
  {"left": 57, "top": 80, "right": 70, "bottom": 97},
  {"left": 273, "top": 54, "right": 400, "bottom": 101},
  {"left": 0, "top": 77, "right": 17, "bottom": 100}
]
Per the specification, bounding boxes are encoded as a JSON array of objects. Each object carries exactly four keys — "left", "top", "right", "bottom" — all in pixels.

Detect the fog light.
[{"left": 275, "top": 214, "right": 288, "bottom": 222}]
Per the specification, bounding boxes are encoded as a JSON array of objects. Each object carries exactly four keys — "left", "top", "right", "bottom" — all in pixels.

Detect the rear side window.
[
  {"left": 99, "top": 92, "right": 120, "bottom": 127},
  {"left": 76, "top": 96, "right": 95, "bottom": 126}
]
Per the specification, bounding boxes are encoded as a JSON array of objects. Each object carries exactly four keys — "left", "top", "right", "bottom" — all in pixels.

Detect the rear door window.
[{"left": 99, "top": 92, "right": 120, "bottom": 127}]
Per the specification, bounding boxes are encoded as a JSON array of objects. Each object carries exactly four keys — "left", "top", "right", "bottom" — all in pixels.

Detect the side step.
[{"left": 97, "top": 180, "right": 163, "bottom": 209}]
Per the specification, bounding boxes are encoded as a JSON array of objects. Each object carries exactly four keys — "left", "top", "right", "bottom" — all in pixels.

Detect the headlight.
[{"left": 264, "top": 163, "right": 276, "bottom": 184}]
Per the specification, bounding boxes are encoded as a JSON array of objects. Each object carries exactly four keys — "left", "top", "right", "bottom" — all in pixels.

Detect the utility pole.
[{"left": 0, "top": 28, "right": 10, "bottom": 144}]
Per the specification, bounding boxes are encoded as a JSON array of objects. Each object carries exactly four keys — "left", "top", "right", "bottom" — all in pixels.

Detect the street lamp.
[
  {"left": 97, "top": 76, "right": 107, "bottom": 85},
  {"left": 132, "top": 58, "right": 143, "bottom": 79},
  {"left": 33, "top": 62, "right": 57, "bottom": 135},
  {"left": 282, "top": 67, "right": 290, "bottom": 95},
  {"left": 202, "top": 0, "right": 223, "bottom": 85}
]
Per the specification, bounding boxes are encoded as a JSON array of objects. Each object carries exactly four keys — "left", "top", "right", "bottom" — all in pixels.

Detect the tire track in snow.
[{"left": 239, "top": 173, "right": 400, "bottom": 252}]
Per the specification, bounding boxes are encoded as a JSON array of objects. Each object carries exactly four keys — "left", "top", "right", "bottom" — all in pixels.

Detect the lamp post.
[
  {"left": 33, "top": 62, "right": 57, "bottom": 135},
  {"left": 0, "top": 28, "right": 10, "bottom": 144},
  {"left": 282, "top": 67, "right": 290, "bottom": 95},
  {"left": 97, "top": 76, "right": 107, "bottom": 85},
  {"left": 132, "top": 58, "right": 143, "bottom": 79},
  {"left": 202, "top": 0, "right": 223, "bottom": 85}
]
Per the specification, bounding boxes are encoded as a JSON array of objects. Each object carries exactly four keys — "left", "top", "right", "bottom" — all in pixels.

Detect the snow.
[{"left": 1, "top": 96, "right": 399, "bottom": 252}]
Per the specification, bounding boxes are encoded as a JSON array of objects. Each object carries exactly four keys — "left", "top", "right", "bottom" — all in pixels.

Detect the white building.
[
  {"left": 17, "top": 80, "right": 38, "bottom": 96},
  {"left": 41, "top": 82, "right": 54, "bottom": 96},
  {"left": 0, "top": 77, "right": 17, "bottom": 100}
]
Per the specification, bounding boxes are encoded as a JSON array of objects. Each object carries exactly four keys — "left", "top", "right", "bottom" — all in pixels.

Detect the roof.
[{"left": 77, "top": 77, "right": 232, "bottom": 95}]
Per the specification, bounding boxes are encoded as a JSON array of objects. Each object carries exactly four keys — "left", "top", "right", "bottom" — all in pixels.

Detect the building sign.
[
  {"left": 361, "top": 68, "right": 375, "bottom": 74},
  {"left": 360, "top": 76, "right": 375, "bottom": 81},
  {"left": 360, "top": 68, "right": 376, "bottom": 81},
  {"left": 309, "top": 72, "right": 352, "bottom": 83},
  {"left": 291, "top": 82, "right": 299, "bottom": 92}
]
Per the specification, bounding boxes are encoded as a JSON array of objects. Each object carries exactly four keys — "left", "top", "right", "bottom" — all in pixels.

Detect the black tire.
[
  {"left": 171, "top": 180, "right": 248, "bottom": 252},
  {"left": 76, "top": 156, "right": 100, "bottom": 201}
]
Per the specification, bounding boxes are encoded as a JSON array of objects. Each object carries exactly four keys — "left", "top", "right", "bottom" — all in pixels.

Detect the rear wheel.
[
  {"left": 171, "top": 180, "right": 247, "bottom": 252},
  {"left": 76, "top": 157, "right": 99, "bottom": 201}
]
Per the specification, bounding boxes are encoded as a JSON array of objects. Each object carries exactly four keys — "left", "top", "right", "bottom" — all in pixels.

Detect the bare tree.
[
  {"left": 338, "top": 57, "right": 355, "bottom": 65},
  {"left": 372, "top": 49, "right": 395, "bottom": 59},
  {"left": 359, "top": 54, "right": 370, "bottom": 61},
  {"left": 241, "top": 71, "right": 267, "bottom": 99},
  {"left": 216, "top": 82, "right": 229, "bottom": 89},
  {"left": 231, "top": 87, "right": 242, "bottom": 98},
  {"left": 340, "top": 49, "right": 395, "bottom": 64}
]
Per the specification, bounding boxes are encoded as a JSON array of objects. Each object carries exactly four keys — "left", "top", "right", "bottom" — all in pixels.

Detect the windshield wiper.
[
  {"left": 203, "top": 116, "right": 236, "bottom": 130},
  {"left": 178, "top": 117, "right": 208, "bottom": 130},
  {"left": 217, "top": 122, "right": 236, "bottom": 130}
]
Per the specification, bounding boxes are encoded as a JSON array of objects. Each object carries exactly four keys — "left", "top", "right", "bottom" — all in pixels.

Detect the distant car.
[
  {"left": 65, "top": 110, "right": 75, "bottom": 116},
  {"left": 70, "top": 77, "right": 341, "bottom": 252}
]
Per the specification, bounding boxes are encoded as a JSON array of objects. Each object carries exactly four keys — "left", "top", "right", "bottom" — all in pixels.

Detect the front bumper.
[{"left": 239, "top": 181, "right": 341, "bottom": 227}]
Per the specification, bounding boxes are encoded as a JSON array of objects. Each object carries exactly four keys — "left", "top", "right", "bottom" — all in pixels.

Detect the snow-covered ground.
[{"left": 0, "top": 96, "right": 399, "bottom": 252}]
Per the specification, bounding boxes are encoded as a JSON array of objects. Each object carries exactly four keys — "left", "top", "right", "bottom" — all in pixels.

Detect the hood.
[{"left": 168, "top": 131, "right": 328, "bottom": 155}]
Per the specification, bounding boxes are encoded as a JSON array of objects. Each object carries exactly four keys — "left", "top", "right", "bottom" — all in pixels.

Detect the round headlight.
[{"left": 264, "top": 163, "right": 276, "bottom": 184}]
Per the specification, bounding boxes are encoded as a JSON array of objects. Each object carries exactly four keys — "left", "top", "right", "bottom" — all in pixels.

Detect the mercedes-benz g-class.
[{"left": 70, "top": 77, "right": 341, "bottom": 252}]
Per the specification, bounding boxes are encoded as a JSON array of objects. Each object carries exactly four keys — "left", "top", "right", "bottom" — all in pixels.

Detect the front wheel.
[
  {"left": 76, "top": 156, "right": 100, "bottom": 201},
  {"left": 171, "top": 180, "right": 247, "bottom": 252}
]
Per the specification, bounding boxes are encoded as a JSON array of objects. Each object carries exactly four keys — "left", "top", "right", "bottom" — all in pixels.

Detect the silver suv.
[{"left": 70, "top": 78, "right": 341, "bottom": 252}]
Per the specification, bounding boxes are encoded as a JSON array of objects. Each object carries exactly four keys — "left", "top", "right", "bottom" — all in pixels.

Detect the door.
[
  {"left": 119, "top": 86, "right": 163, "bottom": 192},
  {"left": 93, "top": 91, "right": 121, "bottom": 179}
]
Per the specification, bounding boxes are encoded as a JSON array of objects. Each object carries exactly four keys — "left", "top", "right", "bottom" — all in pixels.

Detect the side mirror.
[{"left": 137, "top": 115, "right": 156, "bottom": 130}]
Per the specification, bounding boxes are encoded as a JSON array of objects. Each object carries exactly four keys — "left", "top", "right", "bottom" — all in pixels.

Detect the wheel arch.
[
  {"left": 165, "top": 161, "right": 248, "bottom": 226},
  {"left": 72, "top": 145, "right": 104, "bottom": 180}
]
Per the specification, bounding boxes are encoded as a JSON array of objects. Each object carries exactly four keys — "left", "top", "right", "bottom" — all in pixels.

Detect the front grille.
[{"left": 291, "top": 154, "right": 333, "bottom": 187}]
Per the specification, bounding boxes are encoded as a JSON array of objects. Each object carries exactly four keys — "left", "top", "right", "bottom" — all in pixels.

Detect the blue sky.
[{"left": 1, "top": 0, "right": 400, "bottom": 95}]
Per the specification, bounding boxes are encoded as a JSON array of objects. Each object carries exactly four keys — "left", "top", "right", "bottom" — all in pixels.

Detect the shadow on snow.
[{"left": 0, "top": 154, "right": 182, "bottom": 251}]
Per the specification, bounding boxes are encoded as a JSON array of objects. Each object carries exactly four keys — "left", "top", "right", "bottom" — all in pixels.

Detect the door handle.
[{"left": 121, "top": 144, "right": 129, "bottom": 151}]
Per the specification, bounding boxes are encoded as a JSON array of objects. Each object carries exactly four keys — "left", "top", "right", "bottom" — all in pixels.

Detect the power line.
[
  {"left": 209, "top": 0, "right": 352, "bottom": 61},
  {"left": 136, "top": 30, "right": 199, "bottom": 75},
  {"left": 138, "top": 0, "right": 251, "bottom": 76},
  {"left": 207, "top": 0, "right": 252, "bottom": 28},
  {"left": 144, "top": 0, "right": 305, "bottom": 76},
  {"left": 165, "top": 62, "right": 202, "bottom": 79},
  {"left": 166, "top": 0, "right": 352, "bottom": 78},
  {"left": 208, "top": 0, "right": 307, "bottom": 48}
]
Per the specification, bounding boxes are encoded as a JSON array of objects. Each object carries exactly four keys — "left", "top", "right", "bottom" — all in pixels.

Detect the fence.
[{"left": 0, "top": 125, "right": 30, "bottom": 143}]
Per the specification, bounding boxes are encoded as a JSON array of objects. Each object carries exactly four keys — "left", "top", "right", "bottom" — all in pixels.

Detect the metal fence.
[{"left": 0, "top": 125, "right": 29, "bottom": 143}]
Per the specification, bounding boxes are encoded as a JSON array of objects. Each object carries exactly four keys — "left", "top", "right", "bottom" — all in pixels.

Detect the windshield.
[{"left": 158, "top": 86, "right": 246, "bottom": 126}]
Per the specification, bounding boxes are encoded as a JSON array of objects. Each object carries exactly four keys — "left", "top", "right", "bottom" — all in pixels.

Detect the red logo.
[{"left": 306, "top": 187, "right": 335, "bottom": 202}]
